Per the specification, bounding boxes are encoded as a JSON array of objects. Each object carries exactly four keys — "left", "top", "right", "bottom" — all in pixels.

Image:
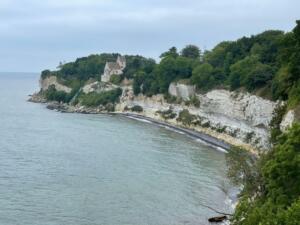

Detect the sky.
[{"left": 0, "top": 0, "right": 299, "bottom": 72}]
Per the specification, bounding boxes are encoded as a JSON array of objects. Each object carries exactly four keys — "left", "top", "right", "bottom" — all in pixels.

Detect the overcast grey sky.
[{"left": 0, "top": 0, "right": 299, "bottom": 72}]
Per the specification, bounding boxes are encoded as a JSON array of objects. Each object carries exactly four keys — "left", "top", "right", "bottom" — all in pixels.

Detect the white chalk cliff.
[
  {"left": 38, "top": 77, "right": 288, "bottom": 152},
  {"left": 40, "top": 76, "right": 72, "bottom": 93},
  {"left": 117, "top": 85, "right": 279, "bottom": 151},
  {"left": 168, "top": 82, "right": 196, "bottom": 100}
]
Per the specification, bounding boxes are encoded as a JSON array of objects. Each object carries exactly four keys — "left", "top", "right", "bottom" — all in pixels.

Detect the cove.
[{"left": 0, "top": 73, "right": 235, "bottom": 225}]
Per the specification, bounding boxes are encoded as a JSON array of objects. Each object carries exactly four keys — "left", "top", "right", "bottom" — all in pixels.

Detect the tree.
[
  {"left": 174, "top": 56, "right": 194, "bottom": 79},
  {"left": 191, "top": 63, "right": 215, "bottom": 90},
  {"left": 204, "top": 41, "right": 232, "bottom": 68},
  {"left": 160, "top": 47, "right": 179, "bottom": 59},
  {"left": 231, "top": 124, "right": 300, "bottom": 225},
  {"left": 181, "top": 45, "right": 201, "bottom": 59},
  {"left": 41, "top": 70, "right": 52, "bottom": 79},
  {"left": 133, "top": 71, "right": 146, "bottom": 95},
  {"left": 288, "top": 20, "right": 300, "bottom": 81},
  {"left": 156, "top": 57, "right": 178, "bottom": 93},
  {"left": 246, "top": 63, "right": 274, "bottom": 91},
  {"left": 271, "top": 20, "right": 300, "bottom": 106},
  {"left": 229, "top": 55, "right": 273, "bottom": 91},
  {"left": 262, "top": 124, "right": 300, "bottom": 204}
]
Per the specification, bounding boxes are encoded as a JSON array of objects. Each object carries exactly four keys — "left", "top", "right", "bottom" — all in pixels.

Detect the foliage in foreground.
[{"left": 227, "top": 124, "right": 300, "bottom": 225}]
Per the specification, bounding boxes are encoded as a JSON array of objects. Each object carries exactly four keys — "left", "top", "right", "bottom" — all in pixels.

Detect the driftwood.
[
  {"left": 197, "top": 203, "right": 233, "bottom": 223},
  {"left": 208, "top": 215, "right": 227, "bottom": 223},
  {"left": 198, "top": 203, "right": 233, "bottom": 216}
]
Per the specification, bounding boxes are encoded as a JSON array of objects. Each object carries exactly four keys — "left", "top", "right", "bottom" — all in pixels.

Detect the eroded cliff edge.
[
  {"left": 117, "top": 86, "right": 277, "bottom": 152},
  {"left": 29, "top": 76, "right": 299, "bottom": 153}
]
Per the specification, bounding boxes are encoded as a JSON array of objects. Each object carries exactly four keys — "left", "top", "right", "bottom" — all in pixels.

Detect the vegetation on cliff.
[
  {"left": 134, "top": 20, "right": 299, "bottom": 108},
  {"left": 78, "top": 88, "right": 122, "bottom": 107},
  {"left": 227, "top": 123, "right": 300, "bottom": 225},
  {"left": 42, "top": 21, "right": 299, "bottom": 109},
  {"left": 43, "top": 85, "right": 79, "bottom": 103}
]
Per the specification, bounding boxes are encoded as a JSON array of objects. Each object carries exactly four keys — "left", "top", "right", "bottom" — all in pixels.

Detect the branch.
[{"left": 198, "top": 203, "right": 233, "bottom": 216}]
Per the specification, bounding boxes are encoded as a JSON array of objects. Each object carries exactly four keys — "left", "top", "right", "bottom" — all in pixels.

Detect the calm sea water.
[{"left": 0, "top": 73, "right": 234, "bottom": 225}]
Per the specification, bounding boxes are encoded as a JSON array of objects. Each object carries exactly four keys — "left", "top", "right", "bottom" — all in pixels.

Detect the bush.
[
  {"left": 41, "top": 70, "right": 52, "bottom": 79},
  {"left": 110, "top": 74, "right": 122, "bottom": 85},
  {"left": 43, "top": 85, "right": 78, "bottom": 103},
  {"left": 80, "top": 88, "right": 122, "bottom": 107},
  {"left": 270, "top": 104, "right": 287, "bottom": 143},
  {"left": 131, "top": 105, "right": 143, "bottom": 112},
  {"left": 216, "top": 125, "right": 227, "bottom": 133},
  {"left": 177, "top": 109, "right": 196, "bottom": 126},
  {"left": 201, "top": 121, "right": 211, "bottom": 128},
  {"left": 164, "top": 93, "right": 176, "bottom": 103},
  {"left": 230, "top": 124, "right": 300, "bottom": 225},
  {"left": 185, "top": 95, "right": 200, "bottom": 107},
  {"left": 244, "top": 131, "right": 255, "bottom": 143},
  {"left": 157, "top": 109, "right": 177, "bottom": 120}
]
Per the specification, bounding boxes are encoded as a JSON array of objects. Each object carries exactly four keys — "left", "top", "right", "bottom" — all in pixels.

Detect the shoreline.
[
  {"left": 29, "top": 96, "right": 231, "bottom": 151},
  {"left": 120, "top": 113, "right": 231, "bottom": 151},
  {"left": 28, "top": 93, "right": 263, "bottom": 154},
  {"left": 28, "top": 97, "right": 237, "bottom": 222}
]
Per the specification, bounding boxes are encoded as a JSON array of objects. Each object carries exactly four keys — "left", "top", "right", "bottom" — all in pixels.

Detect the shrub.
[
  {"left": 216, "top": 125, "right": 227, "bottom": 133},
  {"left": 201, "top": 121, "right": 211, "bottom": 128},
  {"left": 110, "top": 74, "right": 122, "bottom": 85},
  {"left": 43, "top": 85, "right": 79, "bottom": 103},
  {"left": 157, "top": 109, "right": 177, "bottom": 120},
  {"left": 230, "top": 124, "right": 300, "bottom": 225},
  {"left": 164, "top": 93, "right": 178, "bottom": 104},
  {"left": 244, "top": 131, "right": 255, "bottom": 143},
  {"left": 80, "top": 88, "right": 122, "bottom": 107},
  {"left": 177, "top": 109, "right": 196, "bottom": 126},
  {"left": 131, "top": 105, "right": 143, "bottom": 112},
  {"left": 185, "top": 95, "right": 200, "bottom": 107},
  {"left": 41, "top": 70, "right": 52, "bottom": 79},
  {"left": 105, "top": 103, "right": 115, "bottom": 112},
  {"left": 270, "top": 104, "right": 287, "bottom": 143}
]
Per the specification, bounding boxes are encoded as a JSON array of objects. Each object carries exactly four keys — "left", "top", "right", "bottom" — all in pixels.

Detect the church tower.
[{"left": 117, "top": 55, "right": 126, "bottom": 69}]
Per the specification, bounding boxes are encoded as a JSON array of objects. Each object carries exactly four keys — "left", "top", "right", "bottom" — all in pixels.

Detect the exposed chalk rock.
[
  {"left": 118, "top": 89, "right": 279, "bottom": 151},
  {"left": 82, "top": 81, "right": 119, "bottom": 94},
  {"left": 40, "top": 76, "right": 72, "bottom": 93},
  {"left": 168, "top": 82, "right": 196, "bottom": 100},
  {"left": 280, "top": 110, "right": 295, "bottom": 131}
]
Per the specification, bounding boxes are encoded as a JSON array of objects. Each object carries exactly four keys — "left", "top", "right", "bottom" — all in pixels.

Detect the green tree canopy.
[
  {"left": 160, "top": 47, "right": 179, "bottom": 59},
  {"left": 229, "top": 55, "right": 274, "bottom": 91},
  {"left": 181, "top": 45, "right": 201, "bottom": 59},
  {"left": 191, "top": 63, "right": 214, "bottom": 90}
]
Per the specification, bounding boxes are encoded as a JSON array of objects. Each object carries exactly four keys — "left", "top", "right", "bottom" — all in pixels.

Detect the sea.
[{"left": 0, "top": 72, "right": 236, "bottom": 225}]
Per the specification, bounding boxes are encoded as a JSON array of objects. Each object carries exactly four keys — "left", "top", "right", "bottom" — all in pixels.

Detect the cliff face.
[
  {"left": 280, "top": 106, "right": 300, "bottom": 131},
  {"left": 35, "top": 77, "right": 282, "bottom": 152},
  {"left": 168, "top": 82, "right": 196, "bottom": 100},
  {"left": 117, "top": 87, "right": 278, "bottom": 151},
  {"left": 82, "top": 81, "right": 118, "bottom": 94},
  {"left": 40, "top": 76, "right": 72, "bottom": 93}
]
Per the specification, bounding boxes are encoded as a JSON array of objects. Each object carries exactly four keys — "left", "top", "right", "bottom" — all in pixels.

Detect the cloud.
[{"left": 0, "top": 0, "right": 299, "bottom": 72}]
